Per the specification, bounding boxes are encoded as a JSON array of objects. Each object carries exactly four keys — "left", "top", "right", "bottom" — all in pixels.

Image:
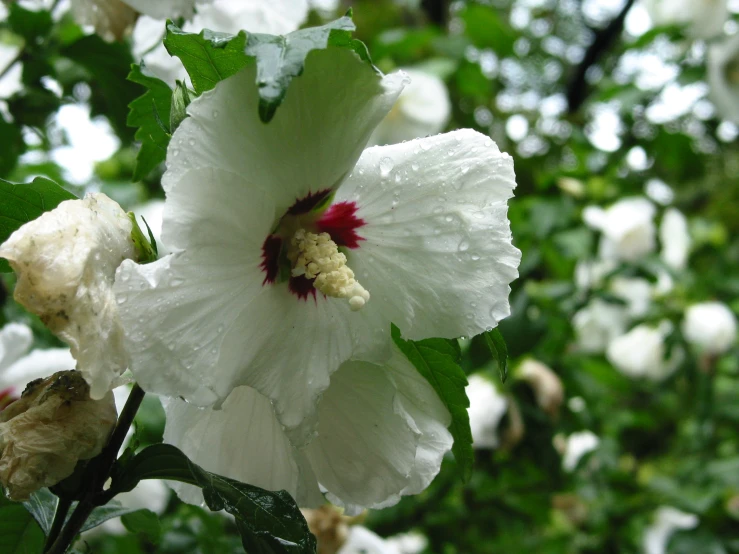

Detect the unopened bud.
[
  {"left": 301, "top": 506, "right": 353, "bottom": 554},
  {"left": 0, "top": 370, "right": 117, "bottom": 500}
]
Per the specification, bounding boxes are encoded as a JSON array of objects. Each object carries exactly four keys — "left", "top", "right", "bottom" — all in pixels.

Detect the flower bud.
[
  {"left": 0, "top": 370, "right": 117, "bottom": 500},
  {"left": 301, "top": 506, "right": 351, "bottom": 554},
  {"left": 516, "top": 359, "right": 564, "bottom": 418}
]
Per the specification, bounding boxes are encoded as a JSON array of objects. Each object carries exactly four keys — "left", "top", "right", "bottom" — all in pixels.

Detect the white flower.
[
  {"left": 369, "top": 69, "right": 451, "bottom": 146},
  {"left": 642, "top": 506, "right": 698, "bottom": 554},
  {"left": 516, "top": 359, "right": 564, "bottom": 418},
  {"left": 384, "top": 532, "right": 428, "bottom": 554},
  {"left": 708, "top": 34, "right": 739, "bottom": 124},
  {"left": 682, "top": 302, "right": 737, "bottom": 355},
  {"left": 0, "top": 370, "right": 117, "bottom": 500},
  {"left": 642, "top": 0, "right": 728, "bottom": 39},
  {"left": 583, "top": 197, "right": 656, "bottom": 262},
  {"left": 467, "top": 374, "right": 508, "bottom": 449},
  {"left": 562, "top": 430, "right": 599, "bottom": 472},
  {"left": 573, "top": 299, "right": 629, "bottom": 354},
  {"left": 0, "top": 193, "right": 137, "bottom": 399},
  {"left": 338, "top": 526, "right": 400, "bottom": 554},
  {"left": 115, "top": 51, "right": 520, "bottom": 443},
  {"left": 610, "top": 277, "right": 653, "bottom": 319},
  {"left": 100, "top": 479, "right": 170, "bottom": 534},
  {"left": 69, "top": 0, "right": 137, "bottom": 42},
  {"left": 0, "top": 43, "right": 23, "bottom": 100},
  {"left": 660, "top": 208, "right": 690, "bottom": 271},
  {"left": 163, "top": 345, "right": 452, "bottom": 513},
  {"left": 574, "top": 258, "right": 617, "bottom": 290},
  {"left": 606, "top": 322, "right": 682, "bottom": 380},
  {"left": 132, "top": 0, "right": 310, "bottom": 86}
]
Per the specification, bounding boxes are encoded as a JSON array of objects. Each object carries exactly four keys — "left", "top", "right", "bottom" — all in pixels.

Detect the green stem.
[
  {"left": 44, "top": 497, "right": 72, "bottom": 552},
  {"left": 45, "top": 384, "right": 146, "bottom": 554}
]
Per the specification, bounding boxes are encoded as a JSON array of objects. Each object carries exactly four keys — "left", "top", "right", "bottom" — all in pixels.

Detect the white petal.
[
  {"left": 384, "top": 346, "right": 452, "bottom": 498},
  {"left": 100, "top": 479, "right": 170, "bottom": 535},
  {"left": 643, "top": 0, "right": 727, "bottom": 39},
  {"left": 709, "top": 34, "right": 739, "bottom": 124},
  {"left": 70, "top": 0, "right": 137, "bottom": 42},
  {"left": 305, "top": 360, "right": 419, "bottom": 510},
  {"left": 337, "top": 129, "right": 520, "bottom": 353},
  {"left": 0, "top": 193, "right": 135, "bottom": 399},
  {"left": 643, "top": 506, "right": 699, "bottom": 554},
  {"left": 0, "top": 323, "right": 33, "bottom": 374},
  {"left": 573, "top": 299, "right": 628, "bottom": 354},
  {"left": 338, "top": 526, "right": 400, "bottom": 554},
  {"left": 370, "top": 69, "right": 451, "bottom": 146},
  {"left": 1, "top": 349, "right": 75, "bottom": 393},
  {"left": 610, "top": 277, "right": 653, "bottom": 318},
  {"left": 660, "top": 208, "right": 690, "bottom": 271},
  {"left": 466, "top": 374, "right": 507, "bottom": 449},
  {"left": 0, "top": 44, "right": 23, "bottom": 99},
  {"left": 163, "top": 51, "right": 406, "bottom": 217},
  {"left": 163, "top": 387, "right": 323, "bottom": 507},
  {"left": 583, "top": 197, "right": 656, "bottom": 262}
]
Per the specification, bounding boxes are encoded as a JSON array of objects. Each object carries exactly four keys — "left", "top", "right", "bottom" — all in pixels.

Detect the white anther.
[{"left": 290, "top": 229, "right": 370, "bottom": 310}]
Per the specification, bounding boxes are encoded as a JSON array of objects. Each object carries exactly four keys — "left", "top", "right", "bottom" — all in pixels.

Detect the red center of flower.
[
  {"left": 0, "top": 387, "right": 17, "bottom": 411},
  {"left": 260, "top": 189, "right": 366, "bottom": 300}
]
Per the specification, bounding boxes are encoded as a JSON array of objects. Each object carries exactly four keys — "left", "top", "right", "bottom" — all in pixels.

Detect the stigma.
[{"left": 289, "top": 229, "right": 370, "bottom": 311}]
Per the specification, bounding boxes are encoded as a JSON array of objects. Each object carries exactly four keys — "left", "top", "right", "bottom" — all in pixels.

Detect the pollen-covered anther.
[{"left": 290, "top": 229, "right": 370, "bottom": 311}]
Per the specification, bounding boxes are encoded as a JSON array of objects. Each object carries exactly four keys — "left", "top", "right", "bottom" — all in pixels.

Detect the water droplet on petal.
[
  {"left": 411, "top": 163, "right": 419, "bottom": 171},
  {"left": 379, "top": 157, "right": 394, "bottom": 178},
  {"left": 458, "top": 239, "right": 470, "bottom": 252}
]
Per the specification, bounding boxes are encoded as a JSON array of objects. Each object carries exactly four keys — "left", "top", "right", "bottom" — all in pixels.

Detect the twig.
[{"left": 566, "top": 0, "right": 636, "bottom": 113}]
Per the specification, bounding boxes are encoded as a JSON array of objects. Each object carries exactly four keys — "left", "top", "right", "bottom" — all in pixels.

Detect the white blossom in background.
[
  {"left": 0, "top": 194, "right": 137, "bottom": 399},
  {"left": 660, "top": 208, "right": 690, "bottom": 271},
  {"left": 467, "top": 374, "right": 508, "bottom": 449},
  {"left": 573, "top": 299, "right": 629, "bottom": 354},
  {"left": 606, "top": 321, "right": 682, "bottom": 381},
  {"left": 338, "top": 526, "right": 401, "bottom": 554},
  {"left": 583, "top": 198, "right": 656, "bottom": 262},
  {"left": 642, "top": 506, "right": 698, "bottom": 554},
  {"left": 0, "top": 323, "right": 76, "bottom": 402},
  {"left": 708, "top": 33, "right": 739, "bottom": 124},
  {"left": 114, "top": 49, "right": 520, "bottom": 445},
  {"left": 100, "top": 479, "right": 170, "bottom": 534},
  {"left": 642, "top": 0, "right": 728, "bottom": 39},
  {"left": 132, "top": 0, "right": 310, "bottom": 86},
  {"left": 574, "top": 258, "right": 617, "bottom": 290},
  {"left": 384, "top": 532, "right": 428, "bottom": 554},
  {"left": 121, "top": 0, "right": 208, "bottom": 19},
  {"left": 683, "top": 302, "right": 737, "bottom": 355},
  {"left": 610, "top": 277, "right": 653, "bottom": 319},
  {"left": 163, "top": 346, "right": 452, "bottom": 514},
  {"left": 562, "top": 430, "right": 599, "bottom": 472},
  {"left": 369, "top": 69, "right": 451, "bottom": 146}
]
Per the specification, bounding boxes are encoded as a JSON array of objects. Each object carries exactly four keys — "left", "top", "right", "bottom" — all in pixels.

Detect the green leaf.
[
  {"left": 482, "top": 329, "right": 509, "bottom": 383},
  {"left": 128, "top": 212, "right": 157, "bottom": 263},
  {"left": 8, "top": 3, "right": 53, "bottom": 45},
  {"left": 0, "top": 494, "right": 45, "bottom": 554},
  {"left": 0, "top": 177, "right": 77, "bottom": 272},
  {"left": 163, "top": 23, "right": 249, "bottom": 95},
  {"left": 121, "top": 509, "right": 162, "bottom": 545},
  {"left": 164, "top": 13, "right": 375, "bottom": 122},
  {"left": 79, "top": 500, "right": 139, "bottom": 533},
  {"left": 22, "top": 489, "right": 57, "bottom": 535},
  {"left": 459, "top": 3, "right": 517, "bottom": 57},
  {"left": 113, "top": 444, "right": 316, "bottom": 554},
  {"left": 127, "top": 63, "right": 173, "bottom": 181},
  {"left": 244, "top": 14, "right": 373, "bottom": 122},
  {"left": 391, "top": 325, "right": 473, "bottom": 482}
]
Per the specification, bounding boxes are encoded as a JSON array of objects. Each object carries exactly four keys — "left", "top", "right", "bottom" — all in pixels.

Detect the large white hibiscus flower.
[
  {"left": 114, "top": 47, "right": 520, "bottom": 442},
  {"left": 163, "top": 345, "right": 452, "bottom": 513}
]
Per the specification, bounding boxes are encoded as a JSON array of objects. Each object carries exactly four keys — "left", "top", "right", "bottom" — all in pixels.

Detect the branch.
[{"left": 566, "top": 0, "right": 636, "bottom": 113}]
